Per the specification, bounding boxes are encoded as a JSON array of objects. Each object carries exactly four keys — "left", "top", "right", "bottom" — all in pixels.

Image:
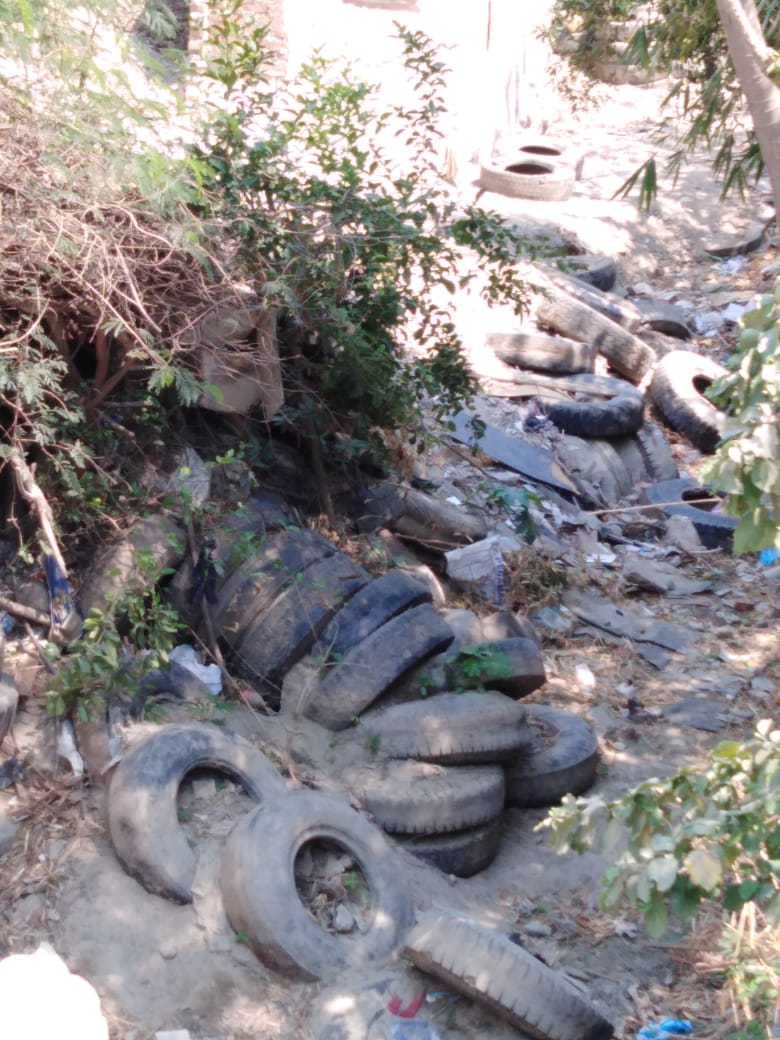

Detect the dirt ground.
[{"left": 1, "top": 3, "right": 779, "bottom": 1040}]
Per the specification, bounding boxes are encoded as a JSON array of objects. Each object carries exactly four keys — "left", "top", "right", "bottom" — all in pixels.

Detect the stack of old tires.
[
  {"left": 479, "top": 136, "right": 585, "bottom": 203},
  {"left": 491, "top": 267, "right": 685, "bottom": 508}
]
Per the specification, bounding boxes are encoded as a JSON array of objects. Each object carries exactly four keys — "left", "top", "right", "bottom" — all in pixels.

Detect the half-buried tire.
[
  {"left": 220, "top": 789, "right": 415, "bottom": 982},
  {"left": 108, "top": 723, "right": 286, "bottom": 903}
]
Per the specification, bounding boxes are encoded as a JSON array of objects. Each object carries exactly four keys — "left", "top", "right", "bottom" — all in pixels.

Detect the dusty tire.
[
  {"left": 360, "top": 691, "right": 530, "bottom": 764},
  {"left": 635, "top": 299, "right": 691, "bottom": 339},
  {"left": 479, "top": 157, "right": 575, "bottom": 202},
  {"left": 555, "top": 434, "right": 625, "bottom": 509},
  {"left": 0, "top": 676, "right": 19, "bottom": 746},
  {"left": 317, "top": 570, "right": 432, "bottom": 661},
  {"left": 609, "top": 434, "right": 649, "bottom": 486},
  {"left": 234, "top": 553, "right": 370, "bottom": 697},
  {"left": 540, "top": 386, "right": 644, "bottom": 438},
  {"left": 294, "top": 604, "right": 455, "bottom": 730},
  {"left": 535, "top": 285, "right": 656, "bottom": 383},
  {"left": 585, "top": 439, "right": 635, "bottom": 499},
  {"left": 645, "top": 478, "right": 737, "bottom": 550},
  {"left": 108, "top": 723, "right": 286, "bottom": 903},
  {"left": 650, "top": 350, "right": 728, "bottom": 453},
  {"left": 213, "top": 528, "right": 336, "bottom": 646},
  {"left": 504, "top": 705, "right": 599, "bottom": 809},
  {"left": 634, "top": 422, "right": 678, "bottom": 481},
  {"left": 404, "top": 909, "right": 614, "bottom": 1040},
  {"left": 557, "top": 254, "right": 617, "bottom": 292},
  {"left": 220, "top": 790, "right": 415, "bottom": 982},
  {"left": 342, "top": 760, "right": 506, "bottom": 835},
  {"left": 397, "top": 815, "right": 503, "bottom": 877},
  {"left": 443, "top": 638, "right": 546, "bottom": 699},
  {"left": 487, "top": 331, "right": 595, "bottom": 375},
  {"left": 500, "top": 139, "right": 585, "bottom": 180}
]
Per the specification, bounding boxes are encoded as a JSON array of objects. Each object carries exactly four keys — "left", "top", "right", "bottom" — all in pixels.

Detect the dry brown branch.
[
  {"left": 7, "top": 447, "right": 68, "bottom": 575},
  {"left": 0, "top": 593, "right": 50, "bottom": 627}
]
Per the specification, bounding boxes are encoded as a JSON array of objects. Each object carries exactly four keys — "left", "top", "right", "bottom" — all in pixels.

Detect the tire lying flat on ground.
[
  {"left": 540, "top": 385, "right": 644, "bottom": 438},
  {"left": 488, "top": 331, "right": 596, "bottom": 375},
  {"left": 645, "top": 478, "right": 737, "bottom": 550},
  {"left": 649, "top": 349, "right": 728, "bottom": 453},
  {"left": 108, "top": 723, "right": 286, "bottom": 903},
  {"left": 504, "top": 705, "right": 599, "bottom": 808},
  {"left": 360, "top": 691, "right": 530, "bottom": 764},
  {"left": 635, "top": 298, "right": 692, "bottom": 339},
  {"left": 220, "top": 790, "right": 414, "bottom": 982},
  {"left": 397, "top": 815, "right": 503, "bottom": 877},
  {"left": 479, "top": 157, "right": 575, "bottom": 202},
  {"left": 404, "top": 909, "right": 614, "bottom": 1040},
  {"left": 342, "top": 760, "right": 506, "bottom": 835}
]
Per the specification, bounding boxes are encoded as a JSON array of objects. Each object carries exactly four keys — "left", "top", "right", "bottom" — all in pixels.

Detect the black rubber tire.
[
  {"left": 645, "top": 478, "right": 737, "bottom": 550},
  {"left": 404, "top": 909, "right": 614, "bottom": 1040},
  {"left": 535, "top": 286, "right": 656, "bottom": 383},
  {"left": 504, "top": 705, "right": 599, "bottom": 809},
  {"left": 443, "top": 638, "right": 546, "bottom": 699},
  {"left": 556, "top": 254, "right": 617, "bottom": 292},
  {"left": 488, "top": 331, "right": 595, "bottom": 375},
  {"left": 234, "top": 553, "right": 370, "bottom": 697},
  {"left": 108, "top": 723, "right": 286, "bottom": 903},
  {"left": 634, "top": 422, "right": 678, "bottom": 481},
  {"left": 0, "top": 675, "right": 19, "bottom": 747},
  {"left": 649, "top": 350, "right": 728, "bottom": 453},
  {"left": 342, "top": 760, "right": 506, "bottom": 835},
  {"left": 541, "top": 270, "right": 642, "bottom": 332},
  {"left": 213, "top": 528, "right": 336, "bottom": 647},
  {"left": 540, "top": 386, "right": 644, "bottom": 438},
  {"left": 397, "top": 814, "right": 503, "bottom": 877},
  {"left": 317, "top": 570, "right": 432, "bottom": 661},
  {"left": 585, "top": 439, "right": 635, "bottom": 499},
  {"left": 501, "top": 139, "right": 585, "bottom": 180},
  {"left": 220, "top": 790, "right": 415, "bottom": 982},
  {"left": 479, "top": 157, "right": 575, "bottom": 202},
  {"left": 360, "top": 691, "right": 530, "bottom": 764},
  {"left": 295, "top": 604, "right": 456, "bottom": 730},
  {"left": 635, "top": 299, "right": 691, "bottom": 339}
]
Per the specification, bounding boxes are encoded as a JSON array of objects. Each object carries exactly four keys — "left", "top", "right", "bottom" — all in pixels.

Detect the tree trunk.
[{"left": 716, "top": 0, "right": 780, "bottom": 216}]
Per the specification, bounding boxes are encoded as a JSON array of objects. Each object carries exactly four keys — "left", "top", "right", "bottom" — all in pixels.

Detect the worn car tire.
[
  {"left": 501, "top": 139, "right": 585, "bottom": 180},
  {"left": 645, "top": 478, "right": 737, "bottom": 550},
  {"left": 556, "top": 254, "right": 617, "bottom": 292},
  {"left": 540, "top": 385, "right": 644, "bottom": 438},
  {"left": 108, "top": 723, "right": 286, "bottom": 903},
  {"left": 479, "top": 157, "right": 575, "bottom": 202},
  {"left": 317, "top": 570, "right": 432, "bottom": 661},
  {"left": 650, "top": 350, "right": 728, "bottom": 453},
  {"left": 488, "top": 331, "right": 595, "bottom": 375},
  {"left": 234, "top": 553, "right": 370, "bottom": 699},
  {"left": 635, "top": 299, "right": 691, "bottom": 339},
  {"left": 443, "top": 638, "right": 546, "bottom": 699},
  {"left": 609, "top": 434, "right": 648, "bottom": 486},
  {"left": 585, "top": 439, "right": 635, "bottom": 499},
  {"left": 295, "top": 604, "right": 456, "bottom": 730},
  {"left": 634, "top": 422, "right": 678, "bottom": 481},
  {"left": 360, "top": 691, "right": 530, "bottom": 764},
  {"left": 504, "top": 705, "right": 599, "bottom": 808},
  {"left": 397, "top": 815, "right": 504, "bottom": 877},
  {"left": 342, "top": 760, "right": 506, "bottom": 835},
  {"left": 404, "top": 909, "right": 614, "bottom": 1040},
  {"left": 0, "top": 676, "right": 19, "bottom": 746},
  {"left": 536, "top": 285, "right": 656, "bottom": 383},
  {"left": 220, "top": 790, "right": 415, "bottom": 982}
]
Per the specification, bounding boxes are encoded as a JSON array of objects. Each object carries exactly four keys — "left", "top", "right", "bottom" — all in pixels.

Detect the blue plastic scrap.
[
  {"left": 637, "top": 1018, "right": 694, "bottom": 1040},
  {"left": 759, "top": 547, "right": 779, "bottom": 565}
]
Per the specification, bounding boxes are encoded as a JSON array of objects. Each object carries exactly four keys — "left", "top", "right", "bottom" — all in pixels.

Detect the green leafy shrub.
[
  {"left": 539, "top": 721, "right": 780, "bottom": 1034},
  {"left": 701, "top": 278, "right": 780, "bottom": 553}
]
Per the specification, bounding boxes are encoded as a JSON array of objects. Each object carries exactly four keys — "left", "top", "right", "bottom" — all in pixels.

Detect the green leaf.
[
  {"left": 643, "top": 898, "right": 669, "bottom": 939},
  {"left": 647, "top": 855, "right": 679, "bottom": 893},
  {"left": 684, "top": 849, "right": 722, "bottom": 892}
]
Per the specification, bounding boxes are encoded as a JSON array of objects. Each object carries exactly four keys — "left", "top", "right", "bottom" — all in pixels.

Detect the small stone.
[
  {"left": 523, "top": 920, "right": 553, "bottom": 938},
  {"left": 192, "top": 778, "right": 217, "bottom": 800},
  {"left": 333, "top": 905, "right": 356, "bottom": 933},
  {"left": 159, "top": 942, "right": 178, "bottom": 960}
]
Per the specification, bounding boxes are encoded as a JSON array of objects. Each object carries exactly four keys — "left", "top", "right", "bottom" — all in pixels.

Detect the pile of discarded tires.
[
  {"left": 107, "top": 723, "right": 613, "bottom": 1039},
  {"left": 479, "top": 137, "right": 585, "bottom": 202}
]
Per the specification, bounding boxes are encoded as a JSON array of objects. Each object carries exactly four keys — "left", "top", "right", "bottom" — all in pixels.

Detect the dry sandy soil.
[{"left": 1, "top": 3, "right": 779, "bottom": 1040}]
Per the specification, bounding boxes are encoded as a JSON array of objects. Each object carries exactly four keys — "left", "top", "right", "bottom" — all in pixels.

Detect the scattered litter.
[
  {"left": 445, "top": 536, "right": 506, "bottom": 607},
  {"left": 387, "top": 1021, "right": 441, "bottom": 1040},
  {"left": 721, "top": 301, "right": 751, "bottom": 323},
  {"left": 43, "top": 554, "right": 82, "bottom": 644},
  {"left": 168, "top": 644, "right": 222, "bottom": 696},
  {"left": 530, "top": 605, "right": 574, "bottom": 636},
  {"left": 387, "top": 991, "right": 426, "bottom": 1018},
  {"left": 637, "top": 1018, "right": 694, "bottom": 1040},
  {"left": 614, "top": 917, "right": 639, "bottom": 938},
  {"left": 445, "top": 495, "right": 462, "bottom": 506},
  {"left": 759, "top": 547, "right": 779, "bottom": 565},
  {"left": 690, "top": 310, "right": 723, "bottom": 335},
  {"left": 57, "top": 720, "right": 85, "bottom": 777},
  {"left": 574, "top": 663, "right": 596, "bottom": 695},
  {"left": 719, "top": 256, "right": 746, "bottom": 275}
]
